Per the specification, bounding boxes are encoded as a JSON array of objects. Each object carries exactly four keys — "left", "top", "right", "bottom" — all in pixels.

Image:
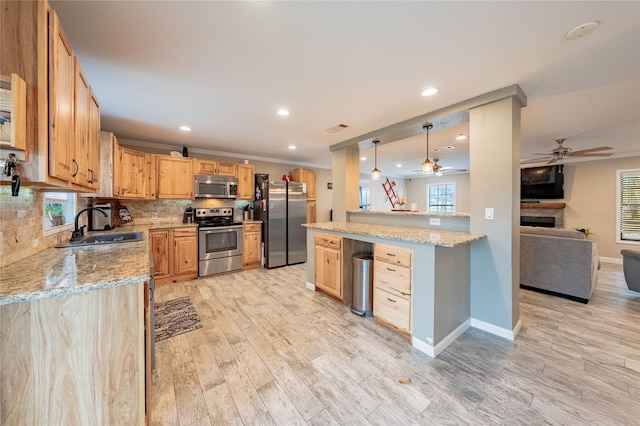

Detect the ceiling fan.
[
  {"left": 522, "top": 138, "right": 613, "bottom": 164},
  {"left": 432, "top": 158, "right": 467, "bottom": 176}
]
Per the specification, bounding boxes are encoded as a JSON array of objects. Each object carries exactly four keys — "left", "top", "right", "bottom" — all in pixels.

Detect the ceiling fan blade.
[
  {"left": 547, "top": 157, "right": 559, "bottom": 164},
  {"left": 572, "top": 152, "right": 614, "bottom": 157},
  {"left": 530, "top": 152, "right": 553, "bottom": 156},
  {"left": 520, "top": 157, "right": 550, "bottom": 164},
  {"left": 435, "top": 170, "right": 443, "bottom": 176},
  {"left": 570, "top": 146, "right": 613, "bottom": 155}
]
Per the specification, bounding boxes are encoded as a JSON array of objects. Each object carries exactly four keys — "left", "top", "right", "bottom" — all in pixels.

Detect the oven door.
[{"left": 198, "top": 225, "right": 243, "bottom": 260}]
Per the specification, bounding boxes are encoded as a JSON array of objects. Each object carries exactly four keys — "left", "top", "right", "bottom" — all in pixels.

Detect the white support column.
[{"left": 331, "top": 145, "right": 360, "bottom": 223}]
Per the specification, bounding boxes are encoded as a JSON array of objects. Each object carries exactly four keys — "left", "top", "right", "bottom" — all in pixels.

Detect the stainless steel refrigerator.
[{"left": 254, "top": 179, "right": 307, "bottom": 268}]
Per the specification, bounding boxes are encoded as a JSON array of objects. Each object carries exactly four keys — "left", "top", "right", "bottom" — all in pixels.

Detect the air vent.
[
  {"left": 325, "top": 123, "right": 349, "bottom": 133},
  {"left": 432, "top": 145, "right": 455, "bottom": 152}
]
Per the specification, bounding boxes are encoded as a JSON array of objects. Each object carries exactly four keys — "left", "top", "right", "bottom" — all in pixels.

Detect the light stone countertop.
[
  {"left": 0, "top": 223, "right": 198, "bottom": 306},
  {"left": 348, "top": 210, "right": 470, "bottom": 218},
  {"left": 303, "top": 222, "right": 485, "bottom": 247}
]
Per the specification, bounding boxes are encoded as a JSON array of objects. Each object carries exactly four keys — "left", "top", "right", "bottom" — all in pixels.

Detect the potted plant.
[{"left": 45, "top": 203, "right": 65, "bottom": 227}]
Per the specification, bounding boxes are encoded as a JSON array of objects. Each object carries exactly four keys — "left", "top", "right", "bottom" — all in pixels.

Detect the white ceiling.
[{"left": 51, "top": 1, "right": 640, "bottom": 177}]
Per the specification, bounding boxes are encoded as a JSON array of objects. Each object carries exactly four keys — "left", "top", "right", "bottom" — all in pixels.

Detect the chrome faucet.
[{"left": 70, "top": 207, "right": 108, "bottom": 241}]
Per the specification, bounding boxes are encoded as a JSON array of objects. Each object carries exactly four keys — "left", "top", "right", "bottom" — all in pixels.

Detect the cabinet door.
[
  {"left": 314, "top": 244, "right": 341, "bottom": 298},
  {"left": 115, "top": 146, "right": 147, "bottom": 198},
  {"left": 87, "top": 91, "right": 101, "bottom": 190},
  {"left": 73, "top": 58, "right": 91, "bottom": 187},
  {"left": 306, "top": 201, "right": 317, "bottom": 224},
  {"left": 150, "top": 230, "right": 171, "bottom": 279},
  {"left": 48, "top": 10, "right": 75, "bottom": 182},
  {"left": 157, "top": 156, "right": 194, "bottom": 199},
  {"left": 195, "top": 159, "right": 217, "bottom": 175},
  {"left": 173, "top": 233, "right": 198, "bottom": 275},
  {"left": 217, "top": 161, "right": 237, "bottom": 177},
  {"left": 373, "top": 287, "right": 411, "bottom": 333},
  {"left": 302, "top": 169, "right": 316, "bottom": 199},
  {"left": 243, "top": 225, "right": 261, "bottom": 269},
  {"left": 237, "top": 163, "right": 255, "bottom": 200}
]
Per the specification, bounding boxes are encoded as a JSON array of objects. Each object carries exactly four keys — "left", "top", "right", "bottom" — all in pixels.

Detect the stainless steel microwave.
[{"left": 194, "top": 175, "right": 238, "bottom": 199}]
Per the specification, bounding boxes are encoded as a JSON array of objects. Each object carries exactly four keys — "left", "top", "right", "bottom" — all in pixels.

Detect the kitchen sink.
[{"left": 55, "top": 231, "right": 144, "bottom": 248}]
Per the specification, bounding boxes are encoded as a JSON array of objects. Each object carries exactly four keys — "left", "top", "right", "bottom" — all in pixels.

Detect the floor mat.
[{"left": 154, "top": 296, "right": 202, "bottom": 342}]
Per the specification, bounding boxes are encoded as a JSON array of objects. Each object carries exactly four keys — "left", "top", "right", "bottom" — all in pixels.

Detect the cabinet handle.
[
  {"left": 72, "top": 159, "right": 79, "bottom": 177},
  {"left": 386, "top": 253, "right": 396, "bottom": 257},
  {"left": 386, "top": 267, "right": 396, "bottom": 272},
  {"left": 387, "top": 298, "right": 397, "bottom": 303},
  {"left": 336, "top": 252, "right": 340, "bottom": 261}
]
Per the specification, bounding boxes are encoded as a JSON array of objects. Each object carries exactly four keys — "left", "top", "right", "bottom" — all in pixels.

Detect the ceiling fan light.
[{"left": 421, "top": 159, "right": 434, "bottom": 174}]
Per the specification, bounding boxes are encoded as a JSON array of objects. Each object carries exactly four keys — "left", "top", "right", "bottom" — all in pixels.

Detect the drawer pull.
[
  {"left": 386, "top": 267, "right": 396, "bottom": 272},
  {"left": 387, "top": 253, "right": 396, "bottom": 257},
  {"left": 387, "top": 298, "right": 397, "bottom": 303}
]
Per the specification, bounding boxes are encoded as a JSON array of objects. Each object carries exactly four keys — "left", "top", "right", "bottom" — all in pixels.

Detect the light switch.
[{"left": 485, "top": 208, "right": 494, "bottom": 220}]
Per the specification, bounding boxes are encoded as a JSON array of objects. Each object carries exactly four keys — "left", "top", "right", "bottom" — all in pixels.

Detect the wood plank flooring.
[{"left": 152, "top": 262, "right": 640, "bottom": 425}]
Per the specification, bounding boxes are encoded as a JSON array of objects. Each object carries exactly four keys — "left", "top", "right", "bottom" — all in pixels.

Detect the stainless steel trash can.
[{"left": 351, "top": 254, "right": 373, "bottom": 316}]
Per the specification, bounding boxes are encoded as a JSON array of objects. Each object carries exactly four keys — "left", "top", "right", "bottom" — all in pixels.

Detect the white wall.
[
  {"left": 360, "top": 174, "right": 407, "bottom": 211},
  {"left": 406, "top": 173, "right": 471, "bottom": 213}
]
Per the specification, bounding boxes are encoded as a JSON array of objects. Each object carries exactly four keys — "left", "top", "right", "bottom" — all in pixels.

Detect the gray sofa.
[{"left": 520, "top": 226, "right": 599, "bottom": 303}]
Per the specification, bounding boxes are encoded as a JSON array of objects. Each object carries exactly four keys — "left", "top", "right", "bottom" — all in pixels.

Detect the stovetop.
[{"left": 193, "top": 207, "right": 242, "bottom": 228}]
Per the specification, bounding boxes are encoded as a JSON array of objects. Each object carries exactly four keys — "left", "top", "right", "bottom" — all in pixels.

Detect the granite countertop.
[
  {"left": 303, "top": 222, "right": 485, "bottom": 247},
  {"left": 0, "top": 224, "right": 170, "bottom": 306},
  {"left": 347, "top": 210, "right": 470, "bottom": 218}
]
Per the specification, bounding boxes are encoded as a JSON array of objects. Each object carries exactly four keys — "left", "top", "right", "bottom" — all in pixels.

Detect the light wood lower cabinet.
[
  {"left": 243, "top": 222, "right": 262, "bottom": 270},
  {"left": 0, "top": 283, "right": 146, "bottom": 425},
  {"left": 150, "top": 227, "right": 198, "bottom": 284},
  {"left": 373, "top": 243, "right": 413, "bottom": 337},
  {"left": 314, "top": 233, "right": 350, "bottom": 303},
  {"left": 306, "top": 200, "right": 317, "bottom": 223}
]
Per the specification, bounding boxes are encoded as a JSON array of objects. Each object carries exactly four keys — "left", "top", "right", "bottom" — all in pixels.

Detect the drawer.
[
  {"left": 374, "top": 261, "right": 411, "bottom": 299},
  {"left": 173, "top": 228, "right": 197, "bottom": 237},
  {"left": 314, "top": 233, "right": 341, "bottom": 250},
  {"left": 375, "top": 244, "right": 412, "bottom": 268},
  {"left": 243, "top": 223, "right": 261, "bottom": 233},
  {"left": 373, "top": 288, "right": 411, "bottom": 333}
]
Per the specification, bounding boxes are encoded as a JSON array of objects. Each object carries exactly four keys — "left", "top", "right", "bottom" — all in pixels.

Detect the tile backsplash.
[{"left": 0, "top": 185, "right": 253, "bottom": 267}]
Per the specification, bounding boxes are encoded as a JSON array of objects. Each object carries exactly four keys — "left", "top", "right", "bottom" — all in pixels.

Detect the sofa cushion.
[{"left": 520, "top": 226, "right": 586, "bottom": 239}]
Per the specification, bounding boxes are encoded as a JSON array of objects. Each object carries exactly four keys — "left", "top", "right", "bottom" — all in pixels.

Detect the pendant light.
[
  {"left": 421, "top": 123, "right": 434, "bottom": 174},
  {"left": 371, "top": 140, "right": 381, "bottom": 180}
]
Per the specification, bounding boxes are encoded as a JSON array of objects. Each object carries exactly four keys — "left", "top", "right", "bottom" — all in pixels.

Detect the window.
[
  {"left": 427, "top": 183, "right": 456, "bottom": 213},
  {"left": 359, "top": 185, "right": 370, "bottom": 210},
  {"left": 617, "top": 169, "right": 640, "bottom": 244},
  {"left": 43, "top": 192, "right": 76, "bottom": 234}
]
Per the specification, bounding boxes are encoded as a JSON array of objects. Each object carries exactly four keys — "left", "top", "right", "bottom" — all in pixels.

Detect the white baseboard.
[
  {"left": 305, "top": 281, "right": 316, "bottom": 291},
  {"left": 471, "top": 317, "right": 520, "bottom": 341},
  {"left": 412, "top": 319, "right": 471, "bottom": 358},
  {"left": 600, "top": 256, "right": 622, "bottom": 265}
]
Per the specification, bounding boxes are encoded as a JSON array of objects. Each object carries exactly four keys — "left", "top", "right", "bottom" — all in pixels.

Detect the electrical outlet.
[
  {"left": 429, "top": 217, "right": 441, "bottom": 226},
  {"left": 151, "top": 211, "right": 158, "bottom": 219},
  {"left": 485, "top": 208, "right": 494, "bottom": 220}
]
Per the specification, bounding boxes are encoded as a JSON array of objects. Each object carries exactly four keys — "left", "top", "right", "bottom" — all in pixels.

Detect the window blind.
[{"left": 620, "top": 170, "right": 640, "bottom": 241}]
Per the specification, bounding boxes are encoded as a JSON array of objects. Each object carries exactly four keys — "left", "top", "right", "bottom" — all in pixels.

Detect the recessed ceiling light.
[
  {"left": 456, "top": 133, "right": 467, "bottom": 140},
  {"left": 179, "top": 126, "right": 191, "bottom": 132},
  {"left": 288, "top": 145, "right": 296, "bottom": 150},
  {"left": 565, "top": 21, "right": 599, "bottom": 40},
  {"left": 421, "top": 87, "right": 439, "bottom": 97},
  {"left": 396, "top": 164, "right": 402, "bottom": 168},
  {"left": 277, "top": 109, "right": 290, "bottom": 116},
  {"left": 361, "top": 157, "right": 367, "bottom": 161}
]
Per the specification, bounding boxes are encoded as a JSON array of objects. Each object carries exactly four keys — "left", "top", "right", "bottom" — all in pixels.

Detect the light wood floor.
[{"left": 152, "top": 262, "right": 640, "bottom": 425}]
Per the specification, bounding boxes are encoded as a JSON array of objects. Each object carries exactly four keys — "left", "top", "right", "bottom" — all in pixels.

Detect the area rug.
[{"left": 155, "top": 296, "right": 202, "bottom": 342}]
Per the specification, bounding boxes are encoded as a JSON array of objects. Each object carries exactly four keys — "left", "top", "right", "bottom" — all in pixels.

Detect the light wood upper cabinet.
[
  {"left": 306, "top": 200, "right": 317, "bottom": 224},
  {"left": 237, "top": 163, "right": 255, "bottom": 200},
  {"left": 73, "top": 58, "right": 91, "bottom": 187},
  {"left": 196, "top": 159, "right": 236, "bottom": 177},
  {"left": 114, "top": 143, "right": 148, "bottom": 199},
  {"left": 290, "top": 168, "right": 317, "bottom": 200},
  {"left": 48, "top": 8, "right": 75, "bottom": 183},
  {"left": 156, "top": 156, "right": 194, "bottom": 199},
  {"left": 243, "top": 222, "right": 261, "bottom": 270},
  {"left": 87, "top": 91, "right": 100, "bottom": 190}
]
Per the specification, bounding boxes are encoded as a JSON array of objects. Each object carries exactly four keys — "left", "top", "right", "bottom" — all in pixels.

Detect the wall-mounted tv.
[{"left": 521, "top": 165, "right": 564, "bottom": 200}]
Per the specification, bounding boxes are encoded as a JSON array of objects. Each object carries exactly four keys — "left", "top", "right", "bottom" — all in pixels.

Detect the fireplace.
[
  {"left": 520, "top": 202, "right": 565, "bottom": 228},
  {"left": 521, "top": 216, "right": 555, "bottom": 227}
]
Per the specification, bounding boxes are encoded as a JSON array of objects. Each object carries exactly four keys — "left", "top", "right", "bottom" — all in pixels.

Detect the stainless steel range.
[{"left": 195, "top": 208, "right": 243, "bottom": 277}]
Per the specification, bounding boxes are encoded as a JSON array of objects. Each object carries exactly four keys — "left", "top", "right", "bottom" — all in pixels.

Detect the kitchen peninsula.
[
  {"left": 0, "top": 228, "right": 154, "bottom": 425},
  {"left": 304, "top": 213, "right": 485, "bottom": 358}
]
